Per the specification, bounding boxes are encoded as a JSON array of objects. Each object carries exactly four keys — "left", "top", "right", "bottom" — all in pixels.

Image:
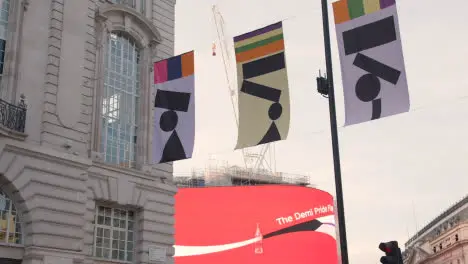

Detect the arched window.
[
  {"left": 0, "top": 189, "right": 21, "bottom": 244},
  {"left": 100, "top": 31, "right": 141, "bottom": 169},
  {"left": 92, "top": 5, "right": 162, "bottom": 169}
]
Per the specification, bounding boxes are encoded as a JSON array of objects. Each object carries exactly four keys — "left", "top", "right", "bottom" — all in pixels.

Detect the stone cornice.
[
  {"left": 88, "top": 161, "right": 177, "bottom": 195},
  {"left": 0, "top": 140, "right": 91, "bottom": 170},
  {"left": 136, "top": 181, "right": 177, "bottom": 196},
  {"left": 23, "top": 245, "right": 86, "bottom": 262},
  {"left": 0, "top": 126, "right": 27, "bottom": 141},
  {"left": 89, "top": 160, "right": 153, "bottom": 180}
]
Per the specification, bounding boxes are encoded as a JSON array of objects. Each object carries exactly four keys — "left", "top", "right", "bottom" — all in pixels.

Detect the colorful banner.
[
  {"left": 233, "top": 22, "right": 290, "bottom": 149},
  {"left": 333, "top": 0, "right": 410, "bottom": 126},
  {"left": 152, "top": 51, "right": 195, "bottom": 163},
  {"left": 174, "top": 185, "right": 337, "bottom": 264}
]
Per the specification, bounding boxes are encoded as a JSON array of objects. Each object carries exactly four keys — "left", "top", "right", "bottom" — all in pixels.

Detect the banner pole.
[{"left": 320, "top": 0, "right": 349, "bottom": 264}]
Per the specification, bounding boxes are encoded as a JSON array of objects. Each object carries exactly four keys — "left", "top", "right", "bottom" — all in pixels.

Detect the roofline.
[{"left": 405, "top": 195, "right": 468, "bottom": 247}]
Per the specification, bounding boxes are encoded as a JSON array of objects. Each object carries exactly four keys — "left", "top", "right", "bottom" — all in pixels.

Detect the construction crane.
[{"left": 211, "top": 4, "right": 277, "bottom": 174}]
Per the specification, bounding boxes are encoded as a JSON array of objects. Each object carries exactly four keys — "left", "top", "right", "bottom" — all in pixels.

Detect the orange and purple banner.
[
  {"left": 333, "top": 0, "right": 396, "bottom": 24},
  {"left": 333, "top": 0, "right": 410, "bottom": 126},
  {"left": 152, "top": 51, "right": 195, "bottom": 163},
  {"left": 233, "top": 22, "right": 290, "bottom": 149}
]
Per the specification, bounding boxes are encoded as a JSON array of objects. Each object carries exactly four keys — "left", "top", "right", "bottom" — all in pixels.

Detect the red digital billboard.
[{"left": 174, "top": 185, "right": 338, "bottom": 264}]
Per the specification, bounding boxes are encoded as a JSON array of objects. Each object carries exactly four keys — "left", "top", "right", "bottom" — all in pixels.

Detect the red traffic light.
[
  {"left": 379, "top": 241, "right": 402, "bottom": 264},
  {"left": 379, "top": 241, "right": 399, "bottom": 254}
]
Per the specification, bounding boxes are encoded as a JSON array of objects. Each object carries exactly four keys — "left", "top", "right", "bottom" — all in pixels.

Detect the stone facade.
[
  {"left": 403, "top": 196, "right": 468, "bottom": 264},
  {"left": 0, "top": 0, "right": 177, "bottom": 264}
]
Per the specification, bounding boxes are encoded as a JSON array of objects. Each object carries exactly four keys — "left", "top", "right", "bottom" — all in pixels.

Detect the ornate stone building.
[
  {"left": 0, "top": 0, "right": 177, "bottom": 264},
  {"left": 403, "top": 196, "right": 468, "bottom": 264}
]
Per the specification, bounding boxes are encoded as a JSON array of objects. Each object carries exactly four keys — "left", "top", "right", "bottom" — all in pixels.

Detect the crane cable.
[
  {"left": 212, "top": 4, "right": 250, "bottom": 168},
  {"left": 212, "top": 5, "right": 239, "bottom": 127}
]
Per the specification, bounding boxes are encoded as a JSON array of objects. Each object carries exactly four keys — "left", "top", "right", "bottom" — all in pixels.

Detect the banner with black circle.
[
  {"left": 152, "top": 51, "right": 195, "bottom": 163},
  {"left": 333, "top": 0, "right": 410, "bottom": 126},
  {"left": 233, "top": 22, "right": 291, "bottom": 149}
]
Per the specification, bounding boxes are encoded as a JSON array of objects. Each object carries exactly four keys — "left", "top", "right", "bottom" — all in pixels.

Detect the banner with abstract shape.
[
  {"left": 234, "top": 22, "right": 290, "bottom": 149},
  {"left": 152, "top": 51, "right": 195, "bottom": 163},
  {"left": 333, "top": 0, "right": 410, "bottom": 126}
]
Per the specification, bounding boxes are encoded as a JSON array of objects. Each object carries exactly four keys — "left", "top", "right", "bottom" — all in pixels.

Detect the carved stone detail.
[{"left": 23, "top": 0, "right": 30, "bottom": 11}]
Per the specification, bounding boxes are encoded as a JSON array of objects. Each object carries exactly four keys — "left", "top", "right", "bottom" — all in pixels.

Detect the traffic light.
[{"left": 379, "top": 241, "right": 403, "bottom": 264}]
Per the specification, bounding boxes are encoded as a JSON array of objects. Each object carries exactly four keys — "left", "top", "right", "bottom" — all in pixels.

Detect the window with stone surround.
[
  {"left": 0, "top": 189, "right": 21, "bottom": 244},
  {"left": 108, "top": 0, "right": 148, "bottom": 16},
  {"left": 0, "top": 0, "right": 9, "bottom": 84},
  {"left": 92, "top": 4, "right": 161, "bottom": 169},
  {"left": 139, "top": 0, "right": 146, "bottom": 14},
  {"left": 93, "top": 205, "right": 135, "bottom": 262},
  {"left": 100, "top": 31, "right": 141, "bottom": 169},
  {"left": 0, "top": 0, "right": 28, "bottom": 102}
]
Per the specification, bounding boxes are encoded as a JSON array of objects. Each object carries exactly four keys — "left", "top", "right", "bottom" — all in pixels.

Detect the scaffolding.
[{"left": 174, "top": 162, "right": 312, "bottom": 188}]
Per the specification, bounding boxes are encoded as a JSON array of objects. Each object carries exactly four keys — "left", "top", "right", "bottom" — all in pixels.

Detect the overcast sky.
[{"left": 172, "top": 0, "right": 468, "bottom": 263}]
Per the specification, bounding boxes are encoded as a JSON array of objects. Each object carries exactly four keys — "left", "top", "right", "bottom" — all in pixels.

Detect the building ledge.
[
  {"left": 0, "top": 138, "right": 92, "bottom": 172},
  {"left": 0, "top": 125, "right": 27, "bottom": 141},
  {"left": 89, "top": 161, "right": 177, "bottom": 195},
  {"left": 23, "top": 246, "right": 86, "bottom": 262},
  {"left": 87, "top": 256, "right": 132, "bottom": 264},
  {"left": 0, "top": 242, "right": 24, "bottom": 260}
]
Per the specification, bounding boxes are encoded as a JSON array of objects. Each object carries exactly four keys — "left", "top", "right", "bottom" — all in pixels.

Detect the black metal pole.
[{"left": 320, "top": 0, "right": 349, "bottom": 264}]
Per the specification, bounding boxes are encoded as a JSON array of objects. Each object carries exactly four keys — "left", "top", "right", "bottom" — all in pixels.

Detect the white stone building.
[
  {"left": 403, "top": 196, "right": 468, "bottom": 264},
  {"left": 0, "top": 0, "right": 177, "bottom": 264}
]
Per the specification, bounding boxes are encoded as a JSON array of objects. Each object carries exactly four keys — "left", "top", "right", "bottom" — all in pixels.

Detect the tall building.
[
  {"left": 0, "top": 1, "right": 177, "bottom": 264},
  {"left": 403, "top": 196, "right": 468, "bottom": 264}
]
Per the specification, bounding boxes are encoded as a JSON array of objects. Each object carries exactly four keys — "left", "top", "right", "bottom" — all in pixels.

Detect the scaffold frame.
[{"left": 174, "top": 163, "right": 312, "bottom": 188}]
